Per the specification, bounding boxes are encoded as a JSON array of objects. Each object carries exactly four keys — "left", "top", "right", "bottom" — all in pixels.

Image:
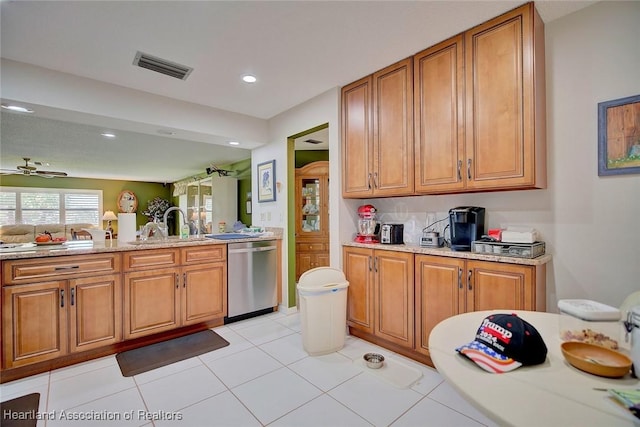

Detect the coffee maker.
[{"left": 449, "top": 207, "right": 485, "bottom": 251}]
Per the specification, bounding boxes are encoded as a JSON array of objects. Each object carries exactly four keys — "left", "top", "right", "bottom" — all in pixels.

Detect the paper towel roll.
[{"left": 118, "top": 213, "right": 137, "bottom": 243}]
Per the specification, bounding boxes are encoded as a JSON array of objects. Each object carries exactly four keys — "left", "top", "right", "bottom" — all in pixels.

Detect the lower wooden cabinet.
[
  {"left": 181, "top": 262, "right": 226, "bottom": 325},
  {"left": 123, "top": 248, "right": 227, "bottom": 340},
  {"left": 1, "top": 244, "right": 233, "bottom": 381},
  {"left": 124, "top": 268, "right": 179, "bottom": 339},
  {"left": 296, "top": 243, "right": 329, "bottom": 280},
  {"left": 344, "top": 246, "right": 546, "bottom": 364},
  {"left": 2, "top": 274, "right": 122, "bottom": 369},
  {"left": 344, "top": 247, "right": 414, "bottom": 349},
  {"left": 415, "top": 255, "right": 544, "bottom": 357}
]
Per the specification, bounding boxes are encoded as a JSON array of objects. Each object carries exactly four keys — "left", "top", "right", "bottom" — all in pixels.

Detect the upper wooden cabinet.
[
  {"left": 463, "top": 3, "right": 546, "bottom": 191},
  {"left": 414, "top": 35, "right": 466, "bottom": 193},
  {"left": 344, "top": 2, "right": 546, "bottom": 197},
  {"left": 342, "top": 58, "right": 414, "bottom": 198}
]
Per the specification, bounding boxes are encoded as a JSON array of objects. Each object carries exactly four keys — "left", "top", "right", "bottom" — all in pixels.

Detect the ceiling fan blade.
[
  {"left": 0, "top": 169, "right": 22, "bottom": 175},
  {"left": 35, "top": 170, "right": 68, "bottom": 177}
]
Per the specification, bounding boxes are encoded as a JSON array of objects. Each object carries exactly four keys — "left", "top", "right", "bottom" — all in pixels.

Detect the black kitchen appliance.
[
  {"left": 449, "top": 207, "right": 485, "bottom": 251},
  {"left": 381, "top": 223, "right": 404, "bottom": 244}
]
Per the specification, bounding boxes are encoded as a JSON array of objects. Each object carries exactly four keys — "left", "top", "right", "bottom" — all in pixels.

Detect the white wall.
[
  {"left": 544, "top": 1, "right": 639, "bottom": 307},
  {"left": 264, "top": 1, "right": 640, "bottom": 310},
  {"left": 253, "top": 87, "right": 341, "bottom": 308}
]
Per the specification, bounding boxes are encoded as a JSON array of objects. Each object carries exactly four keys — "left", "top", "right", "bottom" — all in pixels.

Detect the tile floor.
[{"left": 1, "top": 311, "right": 498, "bottom": 427}]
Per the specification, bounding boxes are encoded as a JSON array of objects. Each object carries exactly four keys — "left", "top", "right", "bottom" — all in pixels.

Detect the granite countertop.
[
  {"left": 0, "top": 230, "right": 283, "bottom": 261},
  {"left": 343, "top": 241, "right": 551, "bottom": 266}
]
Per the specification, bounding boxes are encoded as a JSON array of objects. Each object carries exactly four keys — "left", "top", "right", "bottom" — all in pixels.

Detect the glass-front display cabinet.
[{"left": 295, "top": 161, "right": 329, "bottom": 280}]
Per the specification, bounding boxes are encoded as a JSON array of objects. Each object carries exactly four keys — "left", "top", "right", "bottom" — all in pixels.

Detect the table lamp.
[{"left": 102, "top": 210, "right": 118, "bottom": 235}]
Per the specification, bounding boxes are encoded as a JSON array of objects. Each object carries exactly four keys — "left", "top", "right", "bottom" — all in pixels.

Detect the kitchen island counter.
[
  {"left": 1, "top": 229, "right": 283, "bottom": 383},
  {"left": 0, "top": 231, "right": 282, "bottom": 261}
]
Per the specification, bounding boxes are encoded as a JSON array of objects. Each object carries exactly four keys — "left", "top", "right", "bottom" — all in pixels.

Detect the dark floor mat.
[
  {"left": 1, "top": 393, "right": 40, "bottom": 427},
  {"left": 116, "top": 329, "right": 229, "bottom": 377}
]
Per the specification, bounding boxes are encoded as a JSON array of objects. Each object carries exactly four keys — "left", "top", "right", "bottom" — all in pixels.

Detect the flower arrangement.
[{"left": 142, "top": 197, "right": 172, "bottom": 221}]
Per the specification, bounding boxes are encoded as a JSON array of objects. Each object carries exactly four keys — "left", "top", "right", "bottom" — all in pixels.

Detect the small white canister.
[{"left": 627, "top": 305, "right": 640, "bottom": 377}]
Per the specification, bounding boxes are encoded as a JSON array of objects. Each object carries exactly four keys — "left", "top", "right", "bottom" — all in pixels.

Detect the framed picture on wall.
[
  {"left": 257, "top": 160, "right": 276, "bottom": 202},
  {"left": 598, "top": 94, "right": 640, "bottom": 176}
]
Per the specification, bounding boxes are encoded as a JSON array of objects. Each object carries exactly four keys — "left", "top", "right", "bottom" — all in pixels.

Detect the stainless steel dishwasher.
[{"left": 225, "top": 240, "right": 278, "bottom": 323}]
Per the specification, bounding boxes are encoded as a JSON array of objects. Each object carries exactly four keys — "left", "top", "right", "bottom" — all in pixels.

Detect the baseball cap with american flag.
[{"left": 456, "top": 313, "right": 548, "bottom": 373}]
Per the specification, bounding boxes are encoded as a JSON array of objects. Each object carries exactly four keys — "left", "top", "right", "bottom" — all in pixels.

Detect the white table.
[{"left": 429, "top": 310, "right": 640, "bottom": 427}]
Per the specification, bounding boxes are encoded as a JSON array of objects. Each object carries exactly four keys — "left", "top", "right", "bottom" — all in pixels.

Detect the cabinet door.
[
  {"left": 465, "top": 3, "right": 541, "bottom": 190},
  {"left": 414, "top": 35, "right": 465, "bottom": 193},
  {"left": 124, "top": 268, "right": 179, "bottom": 339},
  {"left": 181, "top": 263, "right": 227, "bottom": 325},
  {"left": 373, "top": 58, "right": 414, "bottom": 196},
  {"left": 342, "top": 76, "right": 374, "bottom": 197},
  {"left": 2, "top": 281, "right": 67, "bottom": 368},
  {"left": 466, "top": 260, "right": 534, "bottom": 312},
  {"left": 374, "top": 250, "right": 414, "bottom": 348},
  {"left": 316, "top": 253, "right": 330, "bottom": 269},
  {"left": 69, "top": 274, "right": 122, "bottom": 353},
  {"left": 415, "top": 255, "right": 465, "bottom": 356},
  {"left": 343, "top": 247, "right": 374, "bottom": 334},
  {"left": 296, "top": 252, "right": 314, "bottom": 281}
]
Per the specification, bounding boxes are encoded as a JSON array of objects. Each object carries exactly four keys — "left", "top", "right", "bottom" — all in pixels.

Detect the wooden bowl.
[{"left": 561, "top": 341, "right": 632, "bottom": 378}]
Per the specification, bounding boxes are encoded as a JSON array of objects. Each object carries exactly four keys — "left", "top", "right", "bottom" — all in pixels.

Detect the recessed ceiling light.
[
  {"left": 101, "top": 132, "right": 116, "bottom": 138},
  {"left": 228, "top": 141, "right": 240, "bottom": 146},
  {"left": 242, "top": 75, "right": 257, "bottom": 83},
  {"left": 1, "top": 104, "right": 34, "bottom": 113}
]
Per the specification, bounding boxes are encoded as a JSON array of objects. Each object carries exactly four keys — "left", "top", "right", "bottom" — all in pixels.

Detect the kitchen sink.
[
  {"left": 205, "top": 233, "right": 255, "bottom": 240},
  {"left": 127, "top": 236, "right": 208, "bottom": 245}
]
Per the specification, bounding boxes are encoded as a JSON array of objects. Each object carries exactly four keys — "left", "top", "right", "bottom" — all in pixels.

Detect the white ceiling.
[{"left": 0, "top": 0, "right": 595, "bottom": 183}]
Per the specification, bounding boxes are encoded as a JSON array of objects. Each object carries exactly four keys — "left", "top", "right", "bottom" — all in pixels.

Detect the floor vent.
[{"left": 133, "top": 51, "right": 193, "bottom": 80}]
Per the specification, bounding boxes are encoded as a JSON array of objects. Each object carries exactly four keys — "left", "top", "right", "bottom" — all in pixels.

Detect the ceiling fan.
[{"left": 1, "top": 157, "right": 68, "bottom": 178}]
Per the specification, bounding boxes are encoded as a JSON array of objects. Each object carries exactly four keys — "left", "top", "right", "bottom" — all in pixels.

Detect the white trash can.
[{"left": 297, "top": 267, "right": 349, "bottom": 356}]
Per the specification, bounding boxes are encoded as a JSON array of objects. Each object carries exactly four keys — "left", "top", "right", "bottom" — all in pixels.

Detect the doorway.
[{"left": 286, "top": 123, "right": 329, "bottom": 308}]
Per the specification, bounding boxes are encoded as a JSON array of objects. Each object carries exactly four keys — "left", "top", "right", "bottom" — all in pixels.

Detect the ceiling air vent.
[
  {"left": 304, "top": 139, "right": 323, "bottom": 144},
  {"left": 133, "top": 51, "right": 193, "bottom": 80}
]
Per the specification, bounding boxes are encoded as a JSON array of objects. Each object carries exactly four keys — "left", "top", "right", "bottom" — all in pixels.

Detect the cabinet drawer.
[
  {"left": 123, "top": 249, "right": 179, "bottom": 270},
  {"left": 2, "top": 254, "right": 121, "bottom": 285},
  {"left": 297, "top": 242, "right": 326, "bottom": 252},
  {"left": 181, "top": 245, "right": 226, "bottom": 264}
]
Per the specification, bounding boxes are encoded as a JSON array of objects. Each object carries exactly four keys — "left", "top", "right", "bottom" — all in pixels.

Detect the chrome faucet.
[
  {"left": 140, "top": 207, "right": 188, "bottom": 240},
  {"left": 162, "top": 207, "right": 188, "bottom": 237}
]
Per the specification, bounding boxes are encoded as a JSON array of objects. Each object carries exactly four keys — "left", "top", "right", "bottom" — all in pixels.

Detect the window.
[{"left": 0, "top": 187, "right": 103, "bottom": 226}]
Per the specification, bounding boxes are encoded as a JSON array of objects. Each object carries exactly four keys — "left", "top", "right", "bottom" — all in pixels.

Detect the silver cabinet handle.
[
  {"left": 71, "top": 287, "right": 75, "bottom": 306},
  {"left": 373, "top": 172, "right": 378, "bottom": 189},
  {"left": 467, "top": 159, "right": 472, "bottom": 180},
  {"left": 175, "top": 273, "right": 179, "bottom": 289},
  {"left": 368, "top": 256, "right": 372, "bottom": 272},
  {"left": 374, "top": 256, "right": 378, "bottom": 273},
  {"left": 457, "top": 160, "right": 462, "bottom": 181},
  {"left": 60, "top": 289, "right": 65, "bottom": 308},
  {"left": 55, "top": 265, "right": 79, "bottom": 271},
  {"left": 367, "top": 173, "right": 372, "bottom": 190},
  {"left": 467, "top": 269, "right": 473, "bottom": 291},
  {"left": 458, "top": 268, "right": 463, "bottom": 289},
  {"left": 183, "top": 272, "right": 186, "bottom": 288}
]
